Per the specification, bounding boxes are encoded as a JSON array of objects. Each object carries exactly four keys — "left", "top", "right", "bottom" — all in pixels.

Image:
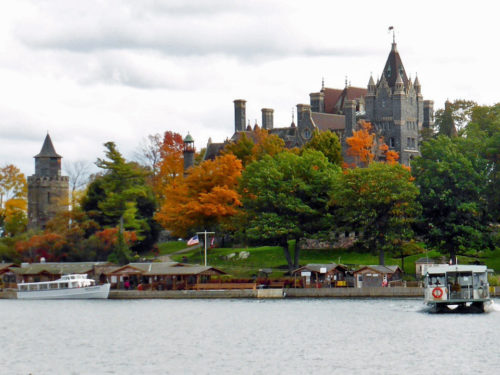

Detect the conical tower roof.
[
  {"left": 34, "top": 133, "right": 62, "bottom": 158},
  {"left": 381, "top": 42, "right": 408, "bottom": 90}
]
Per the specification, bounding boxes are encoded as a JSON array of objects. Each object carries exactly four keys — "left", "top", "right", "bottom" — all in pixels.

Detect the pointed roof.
[
  {"left": 381, "top": 42, "right": 408, "bottom": 90},
  {"left": 34, "top": 133, "right": 62, "bottom": 158}
]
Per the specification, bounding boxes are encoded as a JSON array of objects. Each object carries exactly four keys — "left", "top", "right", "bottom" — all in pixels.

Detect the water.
[{"left": 1, "top": 298, "right": 500, "bottom": 374}]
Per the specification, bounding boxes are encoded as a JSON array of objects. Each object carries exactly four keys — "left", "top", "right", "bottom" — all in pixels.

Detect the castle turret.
[
  {"left": 27, "top": 134, "right": 69, "bottom": 230},
  {"left": 183, "top": 133, "right": 195, "bottom": 172}
]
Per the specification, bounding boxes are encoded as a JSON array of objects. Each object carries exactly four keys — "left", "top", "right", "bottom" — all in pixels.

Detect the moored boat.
[
  {"left": 17, "top": 274, "right": 110, "bottom": 300},
  {"left": 424, "top": 265, "right": 491, "bottom": 312}
]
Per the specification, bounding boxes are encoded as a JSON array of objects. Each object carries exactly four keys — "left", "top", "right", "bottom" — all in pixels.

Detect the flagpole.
[{"left": 197, "top": 230, "right": 215, "bottom": 266}]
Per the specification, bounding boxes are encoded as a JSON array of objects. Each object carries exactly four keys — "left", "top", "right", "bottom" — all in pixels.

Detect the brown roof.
[
  {"left": 311, "top": 112, "right": 345, "bottom": 131},
  {"left": 323, "top": 88, "right": 343, "bottom": 114},
  {"left": 322, "top": 87, "right": 367, "bottom": 114}
]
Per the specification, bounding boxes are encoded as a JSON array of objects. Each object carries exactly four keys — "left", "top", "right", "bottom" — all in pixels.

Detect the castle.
[
  {"left": 205, "top": 40, "right": 434, "bottom": 166},
  {"left": 27, "top": 134, "right": 69, "bottom": 229}
]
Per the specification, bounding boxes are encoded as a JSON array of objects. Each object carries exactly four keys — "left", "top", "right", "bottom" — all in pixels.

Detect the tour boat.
[
  {"left": 424, "top": 264, "right": 491, "bottom": 312},
  {"left": 17, "top": 274, "right": 110, "bottom": 300}
]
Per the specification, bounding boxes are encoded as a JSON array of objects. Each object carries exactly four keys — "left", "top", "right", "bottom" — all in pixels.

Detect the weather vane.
[{"left": 388, "top": 26, "right": 395, "bottom": 43}]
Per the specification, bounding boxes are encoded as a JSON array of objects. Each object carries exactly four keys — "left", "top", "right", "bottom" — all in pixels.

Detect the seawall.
[{"left": 3, "top": 287, "right": 500, "bottom": 299}]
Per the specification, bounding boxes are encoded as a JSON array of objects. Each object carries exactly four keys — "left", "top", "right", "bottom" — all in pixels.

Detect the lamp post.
[{"left": 196, "top": 230, "right": 215, "bottom": 266}]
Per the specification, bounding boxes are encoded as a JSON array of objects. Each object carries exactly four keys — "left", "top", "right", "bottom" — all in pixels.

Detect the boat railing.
[{"left": 449, "top": 288, "right": 473, "bottom": 300}]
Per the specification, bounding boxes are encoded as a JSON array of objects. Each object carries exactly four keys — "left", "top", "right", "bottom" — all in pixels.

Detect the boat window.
[
  {"left": 20, "top": 285, "right": 28, "bottom": 291},
  {"left": 29, "top": 285, "right": 38, "bottom": 291},
  {"left": 39, "top": 284, "right": 48, "bottom": 290},
  {"left": 50, "top": 283, "right": 59, "bottom": 289},
  {"left": 60, "top": 282, "right": 69, "bottom": 288},
  {"left": 429, "top": 275, "right": 445, "bottom": 285}
]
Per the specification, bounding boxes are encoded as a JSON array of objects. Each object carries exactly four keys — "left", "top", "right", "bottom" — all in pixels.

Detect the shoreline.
[{"left": 2, "top": 286, "right": 499, "bottom": 300}]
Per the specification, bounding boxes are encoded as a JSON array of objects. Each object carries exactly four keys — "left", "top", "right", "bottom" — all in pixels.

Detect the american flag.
[{"left": 187, "top": 235, "right": 199, "bottom": 246}]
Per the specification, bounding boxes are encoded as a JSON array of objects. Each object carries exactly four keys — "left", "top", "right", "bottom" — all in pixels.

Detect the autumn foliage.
[
  {"left": 346, "top": 121, "right": 400, "bottom": 168},
  {"left": 15, "top": 232, "right": 67, "bottom": 262},
  {"left": 155, "top": 154, "right": 243, "bottom": 237},
  {"left": 346, "top": 120, "right": 376, "bottom": 166}
]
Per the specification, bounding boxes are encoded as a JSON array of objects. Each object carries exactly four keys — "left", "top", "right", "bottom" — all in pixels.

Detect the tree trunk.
[
  {"left": 379, "top": 248, "right": 385, "bottom": 266},
  {"left": 280, "top": 237, "right": 293, "bottom": 274},
  {"left": 293, "top": 237, "right": 301, "bottom": 269}
]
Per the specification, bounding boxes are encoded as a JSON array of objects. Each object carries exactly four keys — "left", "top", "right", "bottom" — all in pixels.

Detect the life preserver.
[{"left": 432, "top": 287, "right": 443, "bottom": 299}]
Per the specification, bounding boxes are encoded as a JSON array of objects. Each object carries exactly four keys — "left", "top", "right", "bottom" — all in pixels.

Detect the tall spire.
[
  {"left": 381, "top": 35, "right": 408, "bottom": 91},
  {"left": 34, "top": 133, "right": 62, "bottom": 158}
]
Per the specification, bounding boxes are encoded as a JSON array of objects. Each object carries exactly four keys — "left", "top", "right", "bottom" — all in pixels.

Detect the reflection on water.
[{"left": 1, "top": 298, "right": 500, "bottom": 374}]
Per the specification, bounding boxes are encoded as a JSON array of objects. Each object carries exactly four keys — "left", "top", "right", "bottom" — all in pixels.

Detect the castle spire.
[
  {"left": 35, "top": 133, "right": 62, "bottom": 158},
  {"left": 381, "top": 35, "right": 408, "bottom": 91}
]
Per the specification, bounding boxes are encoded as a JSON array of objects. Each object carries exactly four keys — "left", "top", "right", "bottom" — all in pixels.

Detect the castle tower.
[
  {"left": 27, "top": 134, "right": 69, "bottom": 229},
  {"left": 364, "top": 40, "right": 427, "bottom": 166},
  {"left": 183, "top": 133, "right": 195, "bottom": 173}
]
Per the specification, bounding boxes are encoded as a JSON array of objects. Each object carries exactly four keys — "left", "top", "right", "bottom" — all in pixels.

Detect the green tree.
[
  {"left": 330, "top": 162, "right": 421, "bottom": 265},
  {"left": 465, "top": 103, "right": 500, "bottom": 222},
  {"left": 434, "top": 99, "right": 476, "bottom": 137},
  {"left": 81, "top": 142, "right": 159, "bottom": 253},
  {"left": 412, "top": 136, "right": 491, "bottom": 262},
  {"left": 303, "top": 130, "right": 343, "bottom": 165},
  {"left": 239, "top": 150, "right": 340, "bottom": 272}
]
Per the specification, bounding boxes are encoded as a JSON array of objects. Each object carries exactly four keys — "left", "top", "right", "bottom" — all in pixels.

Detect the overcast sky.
[{"left": 1, "top": 0, "right": 499, "bottom": 176}]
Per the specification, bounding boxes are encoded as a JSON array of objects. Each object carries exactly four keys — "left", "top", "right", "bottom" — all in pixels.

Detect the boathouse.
[
  {"left": 291, "top": 263, "right": 349, "bottom": 287},
  {"left": 353, "top": 265, "right": 402, "bottom": 288}
]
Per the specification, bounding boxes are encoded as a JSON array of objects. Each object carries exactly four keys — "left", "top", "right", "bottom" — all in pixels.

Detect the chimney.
[
  {"left": 296, "top": 104, "right": 311, "bottom": 128},
  {"left": 234, "top": 99, "right": 246, "bottom": 132},
  {"left": 261, "top": 108, "right": 274, "bottom": 130}
]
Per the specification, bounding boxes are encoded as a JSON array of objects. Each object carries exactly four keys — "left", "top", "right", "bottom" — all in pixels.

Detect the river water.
[{"left": 1, "top": 298, "right": 500, "bottom": 374}]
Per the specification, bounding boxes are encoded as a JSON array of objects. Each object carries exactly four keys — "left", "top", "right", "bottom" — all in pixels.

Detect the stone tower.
[
  {"left": 361, "top": 41, "right": 434, "bottom": 166},
  {"left": 183, "top": 133, "right": 195, "bottom": 173},
  {"left": 27, "top": 134, "right": 69, "bottom": 229}
]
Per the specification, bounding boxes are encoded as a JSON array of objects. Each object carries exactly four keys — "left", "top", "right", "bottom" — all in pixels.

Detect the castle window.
[
  {"left": 407, "top": 137, "right": 411, "bottom": 147},
  {"left": 390, "top": 138, "right": 395, "bottom": 148},
  {"left": 47, "top": 192, "right": 51, "bottom": 203}
]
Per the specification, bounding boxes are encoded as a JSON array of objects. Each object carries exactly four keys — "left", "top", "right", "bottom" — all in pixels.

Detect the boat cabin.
[{"left": 424, "top": 265, "right": 491, "bottom": 309}]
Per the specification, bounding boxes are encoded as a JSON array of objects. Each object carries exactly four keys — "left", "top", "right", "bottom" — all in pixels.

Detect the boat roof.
[{"left": 426, "top": 265, "right": 488, "bottom": 274}]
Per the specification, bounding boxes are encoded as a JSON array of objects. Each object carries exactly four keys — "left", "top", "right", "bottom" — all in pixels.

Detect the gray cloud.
[{"left": 15, "top": 1, "right": 372, "bottom": 60}]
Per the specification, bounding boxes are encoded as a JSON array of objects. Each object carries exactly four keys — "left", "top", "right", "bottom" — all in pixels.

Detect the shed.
[
  {"left": 353, "top": 265, "right": 403, "bottom": 288},
  {"left": 291, "top": 263, "right": 348, "bottom": 287},
  {"left": 107, "top": 262, "right": 226, "bottom": 290}
]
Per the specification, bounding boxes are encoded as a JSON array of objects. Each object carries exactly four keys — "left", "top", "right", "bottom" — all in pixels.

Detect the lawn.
[{"left": 164, "top": 241, "right": 500, "bottom": 278}]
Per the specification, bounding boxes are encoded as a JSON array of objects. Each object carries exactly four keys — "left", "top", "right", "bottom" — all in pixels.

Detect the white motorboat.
[
  {"left": 17, "top": 274, "right": 110, "bottom": 299},
  {"left": 424, "top": 265, "right": 492, "bottom": 312}
]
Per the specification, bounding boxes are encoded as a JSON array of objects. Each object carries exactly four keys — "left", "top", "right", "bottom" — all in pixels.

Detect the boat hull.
[{"left": 17, "top": 284, "right": 110, "bottom": 300}]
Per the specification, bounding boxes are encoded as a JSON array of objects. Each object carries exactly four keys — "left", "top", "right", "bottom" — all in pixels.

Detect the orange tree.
[
  {"left": 346, "top": 120, "right": 400, "bottom": 168},
  {"left": 155, "top": 154, "right": 243, "bottom": 238},
  {"left": 0, "top": 164, "right": 28, "bottom": 237}
]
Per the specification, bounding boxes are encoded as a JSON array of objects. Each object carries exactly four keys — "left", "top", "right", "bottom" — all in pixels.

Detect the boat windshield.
[{"left": 427, "top": 274, "right": 445, "bottom": 286}]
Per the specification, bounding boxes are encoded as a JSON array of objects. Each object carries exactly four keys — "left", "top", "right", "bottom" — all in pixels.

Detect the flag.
[
  {"left": 187, "top": 235, "right": 199, "bottom": 246},
  {"left": 388, "top": 26, "right": 394, "bottom": 31},
  {"left": 210, "top": 237, "right": 215, "bottom": 248}
]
